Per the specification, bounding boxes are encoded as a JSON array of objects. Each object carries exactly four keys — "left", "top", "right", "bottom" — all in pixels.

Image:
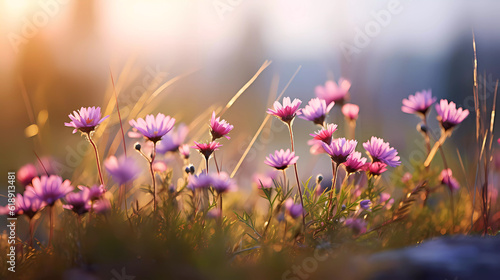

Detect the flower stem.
[
  {"left": 29, "top": 218, "right": 34, "bottom": 248},
  {"left": 150, "top": 142, "right": 157, "bottom": 212},
  {"left": 327, "top": 161, "right": 338, "bottom": 219},
  {"left": 424, "top": 131, "right": 449, "bottom": 167},
  {"left": 49, "top": 205, "right": 54, "bottom": 248},
  {"left": 287, "top": 124, "right": 306, "bottom": 232},
  {"left": 87, "top": 133, "right": 104, "bottom": 185},
  {"left": 205, "top": 157, "right": 209, "bottom": 174},
  {"left": 348, "top": 120, "right": 356, "bottom": 140},
  {"left": 422, "top": 116, "right": 431, "bottom": 156}
]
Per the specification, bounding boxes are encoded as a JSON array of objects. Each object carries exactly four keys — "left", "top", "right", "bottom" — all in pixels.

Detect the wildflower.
[
  {"left": 253, "top": 171, "right": 278, "bottom": 189},
  {"left": 264, "top": 149, "right": 299, "bottom": 170},
  {"left": 343, "top": 151, "right": 367, "bottom": 174},
  {"left": 85, "top": 185, "right": 106, "bottom": 201},
  {"left": 284, "top": 198, "right": 303, "bottom": 219},
  {"left": 359, "top": 199, "right": 372, "bottom": 210},
  {"left": 63, "top": 188, "right": 91, "bottom": 215},
  {"left": 104, "top": 156, "right": 140, "bottom": 185},
  {"left": 129, "top": 113, "right": 175, "bottom": 142},
  {"left": 401, "top": 90, "right": 436, "bottom": 115},
  {"left": 267, "top": 97, "right": 302, "bottom": 124},
  {"left": 439, "top": 169, "right": 460, "bottom": 192},
  {"left": 16, "top": 191, "right": 45, "bottom": 218},
  {"left": 322, "top": 138, "right": 357, "bottom": 164},
  {"left": 64, "top": 106, "right": 109, "bottom": 134},
  {"left": 299, "top": 98, "right": 334, "bottom": 126},
  {"left": 156, "top": 124, "right": 188, "bottom": 153},
  {"left": 342, "top": 103, "right": 359, "bottom": 121},
  {"left": 401, "top": 172, "right": 412, "bottom": 183},
  {"left": 153, "top": 161, "right": 168, "bottom": 172},
  {"left": 344, "top": 218, "right": 367, "bottom": 235},
  {"left": 315, "top": 78, "right": 351, "bottom": 105},
  {"left": 310, "top": 123, "right": 338, "bottom": 144},
  {"left": 93, "top": 198, "right": 111, "bottom": 214},
  {"left": 379, "top": 192, "right": 391, "bottom": 204},
  {"left": 210, "top": 112, "right": 233, "bottom": 140},
  {"left": 179, "top": 144, "right": 190, "bottom": 159},
  {"left": 28, "top": 175, "right": 74, "bottom": 206},
  {"left": 364, "top": 162, "right": 388, "bottom": 176},
  {"left": 17, "top": 163, "right": 38, "bottom": 186},
  {"left": 435, "top": 99, "right": 469, "bottom": 131},
  {"left": 207, "top": 208, "right": 222, "bottom": 219},
  {"left": 187, "top": 173, "right": 213, "bottom": 190},
  {"left": 192, "top": 141, "right": 222, "bottom": 160},
  {"left": 363, "top": 137, "right": 401, "bottom": 167},
  {"left": 211, "top": 172, "right": 237, "bottom": 194}
]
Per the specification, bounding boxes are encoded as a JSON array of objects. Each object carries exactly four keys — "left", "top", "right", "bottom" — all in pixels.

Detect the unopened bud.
[
  {"left": 134, "top": 142, "right": 141, "bottom": 151},
  {"left": 316, "top": 174, "right": 323, "bottom": 184},
  {"left": 417, "top": 123, "right": 428, "bottom": 133}
]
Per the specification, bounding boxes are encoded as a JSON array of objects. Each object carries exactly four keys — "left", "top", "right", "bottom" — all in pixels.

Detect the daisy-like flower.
[
  {"left": 435, "top": 99, "right": 469, "bottom": 131},
  {"left": 104, "top": 156, "right": 140, "bottom": 185},
  {"left": 310, "top": 123, "right": 338, "bottom": 144},
  {"left": 322, "top": 138, "right": 357, "bottom": 164},
  {"left": 267, "top": 97, "right": 302, "bottom": 124},
  {"left": 17, "top": 163, "right": 38, "bottom": 186},
  {"left": 16, "top": 191, "right": 45, "bottom": 219},
  {"left": 284, "top": 198, "right": 303, "bottom": 219},
  {"left": 179, "top": 144, "right": 190, "bottom": 159},
  {"left": 64, "top": 106, "right": 109, "bottom": 134},
  {"left": 315, "top": 78, "right": 351, "bottom": 105},
  {"left": 264, "top": 149, "right": 299, "bottom": 170},
  {"left": 63, "top": 188, "right": 91, "bottom": 215},
  {"left": 363, "top": 137, "right": 401, "bottom": 167},
  {"left": 156, "top": 124, "right": 189, "bottom": 153},
  {"left": 129, "top": 113, "right": 175, "bottom": 142},
  {"left": 84, "top": 185, "right": 106, "bottom": 201},
  {"left": 364, "top": 162, "right": 388, "bottom": 176},
  {"left": 401, "top": 90, "right": 436, "bottom": 115},
  {"left": 299, "top": 98, "right": 334, "bottom": 126},
  {"left": 342, "top": 103, "right": 359, "bottom": 121},
  {"left": 28, "top": 175, "right": 74, "bottom": 206},
  {"left": 343, "top": 151, "right": 367, "bottom": 174},
  {"left": 211, "top": 172, "right": 237, "bottom": 194},
  {"left": 187, "top": 173, "right": 213, "bottom": 190},
  {"left": 439, "top": 169, "right": 460, "bottom": 192},
  {"left": 210, "top": 112, "right": 234, "bottom": 140},
  {"left": 192, "top": 141, "right": 222, "bottom": 160}
]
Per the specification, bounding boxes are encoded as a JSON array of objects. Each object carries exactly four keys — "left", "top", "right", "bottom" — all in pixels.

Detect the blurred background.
[{"left": 1, "top": 0, "right": 499, "bottom": 191}]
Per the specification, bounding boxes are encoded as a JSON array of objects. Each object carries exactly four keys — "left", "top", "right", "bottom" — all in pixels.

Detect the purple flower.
[
  {"left": 284, "top": 198, "right": 303, "bottom": 219},
  {"left": 63, "top": 188, "right": 91, "bottom": 215},
  {"left": 17, "top": 163, "right": 38, "bottom": 186},
  {"left": 299, "top": 98, "right": 334, "bottom": 125},
  {"left": 179, "top": 144, "right": 190, "bottom": 159},
  {"left": 192, "top": 141, "right": 222, "bottom": 160},
  {"left": 343, "top": 152, "right": 367, "bottom": 174},
  {"left": 344, "top": 218, "right": 366, "bottom": 235},
  {"left": 342, "top": 103, "right": 359, "bottom": 121},
  {"left": 439, "top": 169, "right": 460, "bottom": 192},
  {"left": 315, "top": 78, "right": 351, "bottom": 105},
  {"left": 364, "top": 162, "right": 388, "bottom": 176},
  {"left": 359, "top": 199, "right": 372, "bottom": 210},
  {"left": 435, "top": 99, "right": 469, "bottom": 131},
  {"left": 187, "top": 173, "right": 213, "bottom": 190},
  {"left": 211, "top": 172, "right": 237, "bottom": 194},
  {"left": 156, "top": 123, "right": 189, "bottom": 153},
  {"left": 380, "top": 193, "right": 391, "bottom": 204},
  {"left": 402, "top": 90, "right": 436, "bottom": 115},
  {"left": 104, "top": 156, "right": 140, "bottom": 185},
  {"left": 84, "top": 185, "right": 106, "bottom": 201},
  {"left": 28, "top": 175, "right": 74, "bottom": 206},
  {"left": 310, "top": 123, "right": 338, "bottom": 144},
  {"left": 267, "top": 97, "right": 302, "bottom": 124},
  {"left": 363, "top": 137, "right": 401, "bottom": 167},
  {"left": 210, "top": 112, "right": 234, "bottom": 140},
  {"left": 93, "top": 198, "right": 111, "bottom": 214},
  {"left": 264, "top": 149, "right": 299, "bottom": 170},
  {"left": 65, "top": 106, "right": 109, "bottom": 134},
  {"left": 16, "top": 191, "right": 45, "bottom": 218},
  {"left": 322, "top": 138, "right": 357, "bottom": 164},
  {"left": 129, "top": 113, "right": 175, "bottom": 142}
]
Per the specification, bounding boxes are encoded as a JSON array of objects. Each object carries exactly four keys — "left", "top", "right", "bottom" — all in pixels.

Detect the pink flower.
[
  {"left": 65, "top": 106, "right": 109, "bottom": 134},
  {"left": 435, "top": 99, "right": 469, "bottom": 131},
  {"left": 401, "top": 172, "right": 412, "bottom": 183},
  {"left": 153, "top": 161, "right": 168, "bottom": 172},
  {"left": 265, "top": 149, "right": 299, "bottom": 170},
  {"left": 16, "top": 191, "right": 45, "bottom": 218},
  {"left": 342, "top": 103, "right": 359, "bottom": 121},
  {"left": 63, "top": 188, "right": 91, "bottom": 215},
  {"left": 93, "top": 198, "right": 111, "bottom": 214},
  {"left": 322, "top": 138, "right": 357, "bottom": 164},
  {"left": 210, "top": 112, "right": 234, "bottom": 140},
  {"left": 308, "top": 139, "right": 326, "bottom": 155},
  {"left": 343, "top": 152, "right": 367, "bottom": 174},
  {"left": 179, "top": 144, "right": 190, "bottom": 159},
  {"left": 439, "top": 169, "right": 460, "bottom": 192},
  {"left": 192, "top": 141, "right": 222, "bottom": 160},
  {"left": 315, "top": 78, "right": 351, "bottom": 105},
  {"left": 129, "top": 113, "right": 175, "bottom": 142},
  {"left": 402, "top": 90, "right": 436, "bottom": 115},
  {"left": 253, "top": 170, "right": 279, "bottom": 189},
  {"left": 364, "top": 162, "right": 388, "bottom": 176},
  {"left": 299, "top": 98, "right": 334, "bottom": 125},
  {"left": 17, "top": 163, "right": 38, "bottom": 186},
  {"left": 84, "top": 185, "right": 106, "bottom": 201},
  {"left": 28, "top": 175, "right": 74, "bottom": 206},
  {"left": 104, "top": 156, "right": 141, "bottom": 185},
  {"left": 267, "top": 97, "right": 302, "bottom": 124},
  {"left": 310, "top": 123, "right": 338, "bottom": 144},
  {"left": 363, "top": 137, "right": 401, "bottom": 167}
]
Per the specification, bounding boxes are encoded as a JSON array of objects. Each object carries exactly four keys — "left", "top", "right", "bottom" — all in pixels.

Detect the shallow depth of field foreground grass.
[{"left": 1, "top": 54, "right": 499, "bottom": 280}]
